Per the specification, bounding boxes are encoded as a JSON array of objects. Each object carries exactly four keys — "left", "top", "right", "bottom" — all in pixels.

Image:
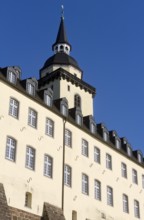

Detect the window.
[
  {"left": 74, "top": 94, "right": 81, "bottom": 108},
  {"left": 82, "top": 173, "right": 89, "bottom": 195},
  {"left": 90, "top": 122, "right": 96, "bottom": 134},
  {"left": 94, "top": 179, "right": 101, "bottom": 201},
  {"left": 65, "top": 129, "right": 72, "bottom": 147},
  {"left": 26, "top": 146, "right": 35, "bottom": 170},
  {"left": 72, "top": 211, "right": 77, "bottom": 220},
  {"left": 94, "top": 147, "right": 100, "bottom": 164},
  {"left": 107, "top": 186, "right": 113, "bottom": 206},
  {"left": 127, "top": 145, "right": 132, "bottom": 156},
  {"left": 121, "top": 162, "right": 127, "bottom": 178},
  {"left": 134, "top": 200, "right": 140, "bottom": 218},
  {"left": 132, "top": 169, "right": 138, "bottom": 184},
  {"left": 116, "top": 138, "right": 121, "bottom": 149},
  {"left": 64, "top": 165, "right": 72, "bottom": 187},
  {"left": 123, "top": 194, "right": 129, "bottom": 213},
  {"left": 28, "top": 108, "right": 37, "bottom": 128},
  {"left": 27, "top": 83, "right": 35, "bottom": 96},
  {"left": 138, "top": 153, "right": 142, "bottom": 163},
  {"left": 5, "top": 137, "right": 16, "bottom": 162},
  {"left": 82, "top": 139, "right": 88, "bottom": 157},
  {"left": 45, "top": 94, "right": 52, "bottom": 106},
  {"left": 106, "top": 153, "right": 112, "bottom": 170},
  {"left": 25, "top": 192, "right": 32, "bottom": 208},
  {"left": 103, "top": 131, "right": 108, "bottom": 141},
  {"left": 8, "top": 71, "right": 16, "bottom": 84},
  {"left": 76, "top": 114, "right": 82, "bottom": 125},
  {"left": 9, "top": 98, "right": 19, "bottom": 118},
  {"left": 44, "top": 155, "right": 53, "bottom": 178},
  {"left": 45, "top": 118, "right": 54, "bottom": 137},
  {"left": 142, "top": 175, "right": 144, "bottom": 189}
]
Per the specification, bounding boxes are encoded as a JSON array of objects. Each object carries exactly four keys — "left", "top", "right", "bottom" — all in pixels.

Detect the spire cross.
[{"left": 61, "top": 5, "right": 64, "bottom": 19}]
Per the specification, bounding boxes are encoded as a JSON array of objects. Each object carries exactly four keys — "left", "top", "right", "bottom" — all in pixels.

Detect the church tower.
[{"left": 39, "top": 11, "right": 95, "bottom": 117}]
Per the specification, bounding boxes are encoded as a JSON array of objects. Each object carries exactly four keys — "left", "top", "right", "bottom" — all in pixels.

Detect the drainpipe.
[{"left": 62, "top": 118, "right": 66, "bottom": 211}]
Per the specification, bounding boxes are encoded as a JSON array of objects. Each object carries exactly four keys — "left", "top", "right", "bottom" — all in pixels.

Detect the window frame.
[
  {"left": 134, "top": 200, "right": 140, "bottom": 218},
  {"left": 44, "top": 154, "right": 53, "bottom": 178},
  {"left": 94, "top": 179, "right": 101, "bottom": 201},
  {"left": 106, "top": 153, "right": 112, "bottom": 170},
  {"left": 25, "top": 192, "right": 32, "bottom": 208},
  {"left": 64, "top": 164, "right": 72, "bottom": 187},
  {"left": 9, "top": 97, "right": 19, "bottom": 119},
  {"left": 25, "top": 146, "right": 35, "bottom": 170},
  {"left": 28, "top": 108, "right": 37, "bottom": 128},
  {"left": 82, "top": 173, "right": 89, "bottom": 195},
  {"left": 65, "top": 129, "right": 72, "bottom": 148},
  {"left": 8, "top": 71, "right": 17, "bottom": 84},
  {"left": 82, "top": 139, "right": 88, "bottom": 157},
  {"left": 45, "top": 118, "right": 54, "bottom": 138},
  {"left": 123, "top": 194, "right": 129, "bottom": 213},
  {"left": 132, "top": 169, "right": 138, "bottom": 184},
  {"left": 5, "top": 136, "right": 16, "bottom": 162},
  {"left": 94, "top": 146, "right": 100, "bottom": 164},
  {"left": 107, "top": 186, "right": 113, "bottom": 206},
  {"left": 121, "top": 162, "right": 127, "bottom": 178}
]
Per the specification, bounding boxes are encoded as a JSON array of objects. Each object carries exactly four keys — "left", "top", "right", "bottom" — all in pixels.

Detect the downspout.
[{"left": 62, "top": 118, "right": 66, "bottom": 211}]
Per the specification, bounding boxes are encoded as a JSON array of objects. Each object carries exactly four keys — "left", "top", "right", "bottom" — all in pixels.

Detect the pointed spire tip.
[{"left": 61, "top": 5, "right": 64, "bottom": 19}]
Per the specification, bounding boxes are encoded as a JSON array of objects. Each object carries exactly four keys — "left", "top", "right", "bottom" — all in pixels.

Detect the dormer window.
[
  {"left": 115, "top": 138, "right": 121, "bottom": 149},
  {"left": 76, "top": 114, "right": 82, "bottom": 126},
  {"left": 127, "top": 145, "right": 132, "bottom": 156},
  {"left": 74, "top": 94, "right": 81, "bottom": 108},
  {"left": 61, "top": 98, "right": 68, "bottom": 116},
  {"left": 8, "top": 71, "right": 17, "bottom": 84},
  {"left": 138, "top": 153, "right": 142, "bottom": 163},
  {"left": 103, "top": 130, "right": 109, "bottom": 142},
  {"left": 90, "top": 122, "right": 96, "bottom": 134},
  {"left": 44, "top": 89, "right": 53, "bottom": 107},
  {"left": 26, "top": 78, "right": 38, "bottom": 96},
  {"left": 27, "top": 83, "right": 35, "bottom": 96}
]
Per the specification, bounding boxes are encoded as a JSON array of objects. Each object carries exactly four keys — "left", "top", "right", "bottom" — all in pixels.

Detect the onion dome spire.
[{"left": 52, "top": 5, "right": 72, "bottom": 55}]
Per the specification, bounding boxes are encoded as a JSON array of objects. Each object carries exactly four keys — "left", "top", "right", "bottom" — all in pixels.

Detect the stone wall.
[
  {"left": 0, "top": 183, "right": 11, "bottom": 220},
  {"left": 9, "top": 207, "right": 41, "bottom": 220}
]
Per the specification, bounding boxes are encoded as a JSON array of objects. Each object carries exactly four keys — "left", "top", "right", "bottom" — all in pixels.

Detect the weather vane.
[{"left": 61, "top": 5, "right": 64, "bottom": 19}]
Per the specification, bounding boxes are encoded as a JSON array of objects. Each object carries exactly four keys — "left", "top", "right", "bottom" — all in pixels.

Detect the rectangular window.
[
  {"left": 44, "top": 155, "right": 53, "bottom": 178},
  {"left": 82, "top": 174, "right": 89, "bottom": 195},
  {"left": 45, "top": 118, "right": 54, "bottom": 137},
  {"left": 107, "top": 186, "right": 113, "bottom": 206},
  {"left": 132, "top": 169, "right": 138, "bottom": 184},
  {"left": 44, "top": 94, "right": 52, "bottom": 106},
  {"left": 5, "top": 137, "right": 16, "bottom": 161},
  {"left": 82, "top": 139, "right": 88, "bottom": 157},
  {"left": 8, "top": 71, "right": 16, "bottom": 84},
  {"left": 64, "top": 165, "right": 72, "bottom": 187},
  {"left": 94, "top": 179, "right": 101, "bottom": 201},
  {"left": 106, "top": 153, "right": 112, "bottom": 170},
  {"left": 94, "top": 147, "right": 100, "bottom": 164},
  {"left": 76, "top": 114, "right": 82, "bottom": 125},
  {"left": 26, "top": 146, "right": 35, "bottom": 170},
  {"left": 27, "top": 83, "right": 35, "bottom": 96},
  {"left": 28, "top": 108, "right": 37, "bottom": 128},
  {"left": 134, "top": 200, "right": 140, "bottom": 218},
  {"left": 9, "top": 98, "right": 19, "bottom": 118},
  {"left": 123, "top": 194, "right": 129, "bottom": 213},
  {"left": 121, "top": 162, "right": 127, "bottom": 178},
  {"left": 65, "top": 129, "right": 72, "bottom": 147}
]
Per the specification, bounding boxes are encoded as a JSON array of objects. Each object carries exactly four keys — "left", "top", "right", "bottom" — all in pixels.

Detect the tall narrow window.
[
  {"left": 94, "top": 147, "right": 100, "bottom": 164},
  {"left": 8, "top": 71, "right": 16, "bottom": 84},
  {"left": 106, "top": 153, "right": 112, "bottom": 170},
  {"left": 9, "top": 98, "right": 19, "bottom": 118},
  {"left": 28, "top": 108, "right": 37, "bottom": 128},
  {"left": 26, "top": 146, "right": 35, "bottom": 170},
  {"left": 25, "top": 192, "right": 32, "bottom": 208},
  {"left": 44, "top": 155, "right": 53, "bottom": 178},
  {"left": 121, "top": 162, "right": 127, "bottom": 178},
  {"left": 82, "top": 139, "right": 88, "bottom": 157},
  {"left": 76, "top": 114, "right": 82, "bottom": 125},
  {"left": 65, "top": 129, "right": 72, "bottom": 147},
  {"left": 64, "top": 165, "right": 72, "bottom": 187},
  {"left": 74, "top": 94, "right": 81, "bottom": 108},
  {"left": 94, "top": 179, "right": 101, "bottom": 201},
  {"left": 45, "top": 94, "right": 52, "bottom": 106},
  {"left": 134, "top": 200, "right": 140, "bottom": 218},
  {"left": 123, "top": 194, "right": 129, "bottom": 213},
  {"left": 27, "top": 83, "right": 35, "bottom": 96},
  {"left": 82, "top": 173, "right": 89, "bottom": 195},
  {"left": 45, "top": 118, "right": 54, "bottom": 137},
  {"left": 5, "top": 137, "right": 16, "bottom": 162},
  {"left": 107, "top": 186, "right": 113, "bottom": 206},
  {"left": 132, "top": 169, "right": 138, "bottom": 184}
]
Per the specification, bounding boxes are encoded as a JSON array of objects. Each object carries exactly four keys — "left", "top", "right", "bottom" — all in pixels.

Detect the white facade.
[{"left": 0, "top": 16, "right": 144, "bottom": 220}]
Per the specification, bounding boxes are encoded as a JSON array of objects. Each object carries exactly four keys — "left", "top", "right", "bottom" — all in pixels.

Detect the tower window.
[
  {"left": 25, "top": 192, "right": 32, "bottom": 208},
  {"left": 74, "top": 94, "right": 81, "bottom": 108},
  {"left": 68, "top": 85, "right": 70, "bottom": 91}
]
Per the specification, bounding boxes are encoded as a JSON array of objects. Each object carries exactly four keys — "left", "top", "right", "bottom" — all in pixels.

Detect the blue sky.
[{"left": 1, "top": 1, "right": 144, "bottom": 153}]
